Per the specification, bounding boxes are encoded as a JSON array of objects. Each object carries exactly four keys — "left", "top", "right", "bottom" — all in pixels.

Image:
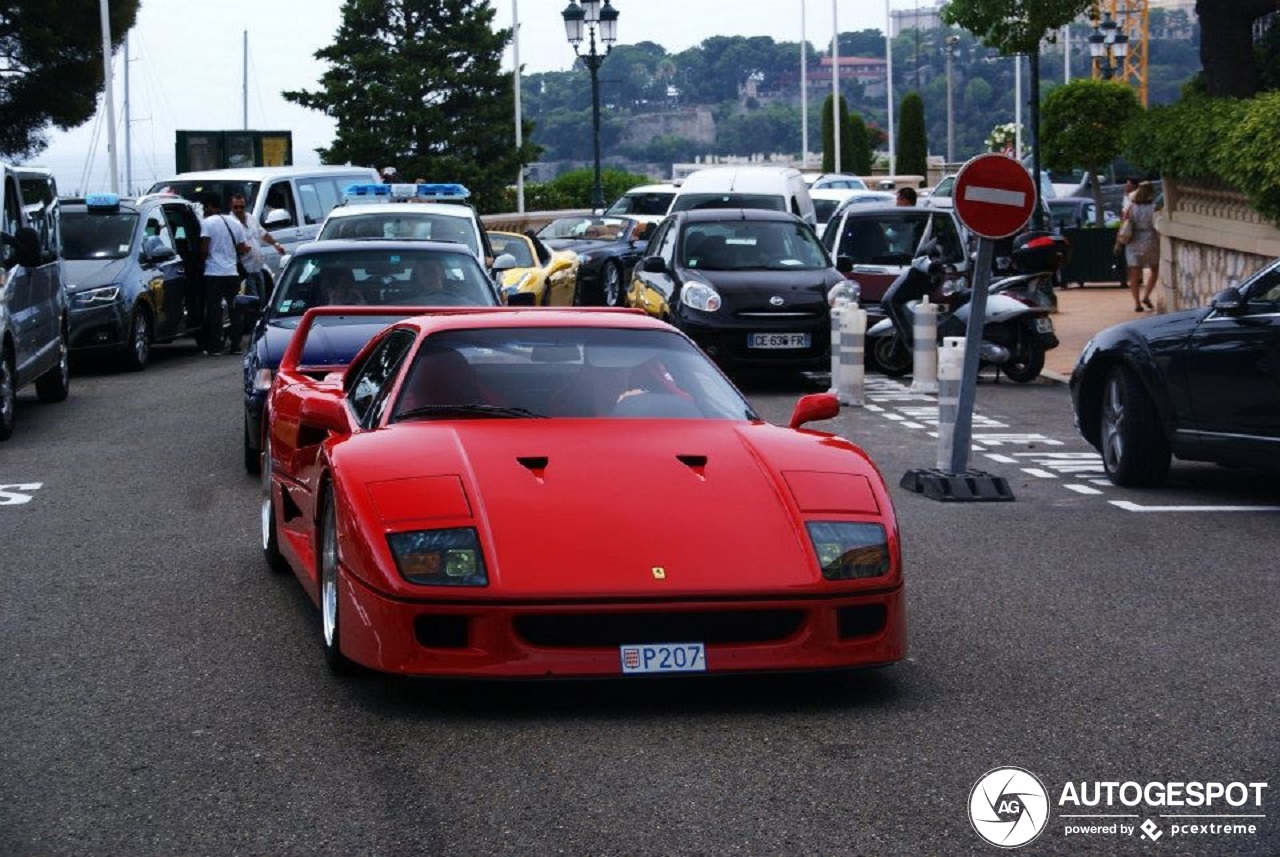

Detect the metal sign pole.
[{"left": 949, "top": 238, "right": 993, "bottom": 474}]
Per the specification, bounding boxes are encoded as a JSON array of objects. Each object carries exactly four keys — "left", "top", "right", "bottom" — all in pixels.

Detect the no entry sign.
[{"left": 952, "top": 154, "right": 1036, "bottom": 240}]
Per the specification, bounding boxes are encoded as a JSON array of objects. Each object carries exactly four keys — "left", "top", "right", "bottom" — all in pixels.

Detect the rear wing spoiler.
[{"left": 277, "top": 306, "right": 645, "bottom": 376}]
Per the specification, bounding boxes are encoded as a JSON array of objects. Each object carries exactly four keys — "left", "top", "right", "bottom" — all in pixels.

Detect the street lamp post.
[
  {"left": 943, "top": 35, "right": 960, "bottom": 164},
  {"left": 562, "top": 0, "right": 619, "bottom": 211},
  {"left": 1088, "top": 11, "right": 1129, "bottom": 81}
]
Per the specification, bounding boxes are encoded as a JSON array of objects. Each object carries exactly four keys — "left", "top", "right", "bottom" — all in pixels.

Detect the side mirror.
[
  {"left": 8, "top": 227, "right": 42, "bottom": 268},
  {"left": 506, "top": 291, "right": 536, "bottom": 307},
  {"left": 298, "top": 394, "right": 350, "bottom": 440},
  {"left": 789, "top": 393, "right": 839, "bottom": 429},
  {"left": 141, "top": 235, "right": 176, "bottom": 263},
  {"left": 641, "top": 256, "right": 667, "bottom": 274},
  {"left": 1210, "top": 286, "right": 1246, "bottom": 315},
  {"left": 491, "top": 252, "right": 518, "bottom": 273},
  {"left": 234, "top": 293, "right": 261, "bottom": 314},
  {"left": 835, "top": 255, "right": 854, "bottom": 274},
  {"left": 264, "top": 209, "right": 293, "bottom": 229}
]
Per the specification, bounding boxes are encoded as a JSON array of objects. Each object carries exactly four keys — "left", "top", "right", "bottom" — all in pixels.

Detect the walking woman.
[{"left": 1121, "top": 181, "right": 1159, "bottom": 311}]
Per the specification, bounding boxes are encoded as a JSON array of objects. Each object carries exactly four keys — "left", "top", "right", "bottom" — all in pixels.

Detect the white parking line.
[
  {"left": 1066, "top": 484, "right": 1104, "bottom": 495},
  {"left": 1022, "top": 468, "right": 1057, "bottom": 479},
  {"left": 0, "top": 483, "right": 44, "bottom": 506},
  {"left": 1110, "top": 500, "right": 1280, "bottom": 513}
]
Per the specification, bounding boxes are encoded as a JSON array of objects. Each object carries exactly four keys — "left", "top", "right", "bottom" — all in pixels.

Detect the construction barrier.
[{"left": 910, "top": 297, "right": 939, "bottom": 394}]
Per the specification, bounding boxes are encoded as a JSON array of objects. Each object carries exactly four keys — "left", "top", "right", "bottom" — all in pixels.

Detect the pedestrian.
[
  {"left": 1120, "top": 181, "right": 1159, "bottom": 312},
  {"left": 199, "top": 193, "right": 250, "bottom": 355},
  {"left": 229, "top": 192, "right": 285, "bottom": 299},
  {"left": 1121, "top": 176, "right": 1139, "bottom": 214},
  {"left": 896, "top": 187, "right": 917, "bottom": 207},
  {"left": 381, "top": 166, "right": 401, "bottom": 184}
]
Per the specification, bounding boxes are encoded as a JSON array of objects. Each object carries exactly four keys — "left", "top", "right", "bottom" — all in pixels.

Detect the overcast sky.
[{"left": 31, "top": 0, "right": 900, "bottom": 195}]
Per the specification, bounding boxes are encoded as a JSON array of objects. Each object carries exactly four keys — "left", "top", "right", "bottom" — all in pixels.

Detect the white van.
[
  {"left": 147, "top": 165, "right": 380, "bottom": 275},
  {"left": 669, "top": 166, "right": 817, "bottom": 228}
]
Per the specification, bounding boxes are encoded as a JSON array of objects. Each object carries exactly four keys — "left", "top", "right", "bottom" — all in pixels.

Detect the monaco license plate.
[
  {"left": 620, "top": 643, "right": 707, "bottom": 675},
  {"left": 748, "top": 332, "right": 810, "bottom": 349},
  {"left": 1035, "top": 317, "right": 1054, "bottom": 334}
]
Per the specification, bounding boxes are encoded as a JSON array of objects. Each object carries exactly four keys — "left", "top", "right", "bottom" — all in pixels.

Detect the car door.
[
  {"left": 630, "top": 218, "right": 678, "bottom": 316},
  {"left": 260, "top": 180, "right": 306, "bottom": 259},
  {"left": 1184, "top": 263, "right": 1280, "bottom": 442},
  {"left": 144, "top": 205, "right": 188, "bottom": 339}
]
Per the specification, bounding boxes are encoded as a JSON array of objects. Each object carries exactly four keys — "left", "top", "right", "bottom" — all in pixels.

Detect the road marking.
[
  {"left": 1110, "top": 500, "right": 1280, "bottom": 513},
  {"left": 963, "top": 186, "right": 1027, "bottom": 207},
  {"left": 985, "top": 453, "right": 1018, "bottom": 464},
  {"left": 1022, "top": 468, "right": 1057, "bottom": 479},
  {"left": 0, "top": 483, "right": 43, "bottom": 505},
  {"left": 1066, "top": 484, "right": 1104, "bottom": 495}
]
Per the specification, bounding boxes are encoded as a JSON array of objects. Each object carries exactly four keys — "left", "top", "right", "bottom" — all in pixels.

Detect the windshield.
[
  {"left": 270, "top": 248, "right": 498, "bottom": 317},
  {"left": 681, "top": 219, "right": 829, "bottom": 271},
  {"left": 61, "top": 210, "right": 138, "bottom": 260},
  {"left": 828, "top": 212, "right": 965, "bottom": 266},
  {"left": 669, "top": 193, "right": 786, "bottom": 213},
  {"left": 148, "top": 180, "right": 261, "bottom": 211},
  {"left": 605, "top": 192, "right": 675, "bottom": 216},
  {"left": 537, "top": 216, "right": 633, "bottom": 242},
  {"left": 488, "top": 234, "right": 535, "bottom": 267},
  {"left": 393, "top": 327, "right": 755, "bottom": 421},
  {"left": 317, "top": 211, "right": 479, "bottom": 255}
]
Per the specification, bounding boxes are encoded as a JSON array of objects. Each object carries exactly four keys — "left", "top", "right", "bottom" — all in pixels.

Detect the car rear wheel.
[
  {"left": 121, "top": 306, "right": 152, "bottom": 372},
  {"left": 1099, "top": 365, "right": 1170, "bottom": 487},
  {"left": 319, "top": 483, "right": 359, "bottom": 674},
  {"left": 34, "top": 328, "right": 70, "bottom": 403},
  {"left": 601, "top": 261, "right": 624, "bottom": 307},
  {"left": 870, "top": 332, "right": 912, "bottom": 377},
  {"left": 260, "top": 435, "right": 288, "bottom": 572},
  {"left": 0, "top": 349, "right": 15, "bottom": 441}
]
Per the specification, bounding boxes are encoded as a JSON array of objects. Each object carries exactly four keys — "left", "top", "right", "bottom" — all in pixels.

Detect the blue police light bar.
[
  {"left": 342, "top": 182, "right": 471, "bottom": 203},
  {"left": 85, "top": 192, "right": 121, "bottom": 210}
]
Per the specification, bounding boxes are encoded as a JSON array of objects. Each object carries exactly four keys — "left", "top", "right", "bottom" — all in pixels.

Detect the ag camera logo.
[{"left": 969, "top": 767, "right": 1051, "bottom": 848}]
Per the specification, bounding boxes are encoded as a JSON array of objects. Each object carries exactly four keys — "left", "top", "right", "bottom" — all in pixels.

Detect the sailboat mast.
[
  {"left": 99, "top": 0, "right": 118, "bottom": 193},
  {"left": 124, "top": 34, "right": 132, "bottom": 194},
  {"left": 243, "top": 30, "right": 249, "bottom": 130}
]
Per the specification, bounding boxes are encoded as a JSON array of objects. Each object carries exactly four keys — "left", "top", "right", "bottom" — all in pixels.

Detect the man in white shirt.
[
  {"left": 199, "top": 193, "right": 249, "bottom": 355},
  {"left": 229, "top": 193, "right": 285, "bottom": 351}
]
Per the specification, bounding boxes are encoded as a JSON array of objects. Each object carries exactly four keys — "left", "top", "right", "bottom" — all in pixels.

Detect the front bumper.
[
  {"left": 337, "top": 572, "right": 906, "bottom": 677},
  {"left": 68, "top": 303, "right": 128, "bottom": 353},
  {"left": 677, "top": 310, "right": 831, "bottom": 370}
]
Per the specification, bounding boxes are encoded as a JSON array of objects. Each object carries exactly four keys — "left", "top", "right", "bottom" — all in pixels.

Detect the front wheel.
[
  {"left": 600, "top": 261, "right": 625, "bottom": 307},
  {"left": 869, "top": 333, "right": 912, "bottom": 377},
  {"left": 1002, "top": 336, "right": 1045, "bottom": 383},
  {"left": 34, "top": 329, "right": 70, "bottom": 403},
  {"left": 121, "top": 306, "right": 152, "bottom": 372},
  {"left": 1099, "top": 365, "right": 1170, "bottom": 487},
  {"left": 260, "top": 435, "right": 288, "bottom": 572},
  {"left": 318, "top": 483, "right": 360, "bottom": 674}
]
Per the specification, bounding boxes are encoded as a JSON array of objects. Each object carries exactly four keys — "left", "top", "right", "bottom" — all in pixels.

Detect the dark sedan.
[
  {"left": 1070, "top": 258, "right": 1280, "bottom": 486},
  {"left": 240, "top": 239, "right": 501, "bottom": 472},
  {"left": 627, "top": 208, "right": 850, "bottom": 373},
  {"left": 536, "top": 215, "right": 651, "bottom": 307},
  {"left": 61, "top": 193, "right": 205, "bottom": 370}
]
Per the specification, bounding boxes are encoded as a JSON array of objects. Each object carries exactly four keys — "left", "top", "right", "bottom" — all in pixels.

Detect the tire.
[
  {"left": 601, "top": 261, "right": 624, "bottom": 307},
  {"left": 1099, "top": 365, "right": 1171, "bottom": 487},
  {"left": 0, "top": 349, "right": 15, "bottom": 441},
  {"left": 120, "top": 306, "right": 152, "bottom": 372},
  {"left": 243, "top": 419, "right": 261, "bottom": 475},
  {"left": 1003, "top": 336, "right": 1045, "bottom": 383},
  {"left": 870, "top": 333, "right": 912, "bottom": 377},
  {"left": 260, "top": 435, "right": 288, "bottom": 573},
  {"left": 318, "top": 482, "right": 360, "bottom": 674},
  {"left": 34, "top": 328, "right": 70, "bottom": 403}
]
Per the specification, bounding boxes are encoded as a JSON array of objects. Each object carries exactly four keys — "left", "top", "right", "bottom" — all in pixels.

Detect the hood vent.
[
  {"left": 517, "top": 456, "right": 549, "bottom": 482},
  {"left": 676, "top": 454, "right": 707, "bottom": 479}
]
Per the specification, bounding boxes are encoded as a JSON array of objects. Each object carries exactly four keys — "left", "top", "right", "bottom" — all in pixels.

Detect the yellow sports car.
[{"left": 489, "top": 230, "right": 579, "bottom": 306}]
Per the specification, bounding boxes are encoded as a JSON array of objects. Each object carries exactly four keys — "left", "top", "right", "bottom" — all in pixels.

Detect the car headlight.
[
  {"left": 680, "top": 281, "right": 722, "bottom": 313},
  {"left": 577, "top": 252, "right": 595, "bottom": 264},
  {"left": 387, "top": 527, "right": 488, "bottom": 586},
  {"left": 71, "top": 285, "right": 122, "bottom": 307},
  {"left": 827, "top": 280, "right": 860, "bottom": 306},
  {"left": 806, "top": 521, "right": 890, "bottom": 580}
]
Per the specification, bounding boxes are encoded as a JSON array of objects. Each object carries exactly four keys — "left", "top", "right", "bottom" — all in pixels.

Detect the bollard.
[
  {"left": 909, "top": 296, "right": 939, "bottom": 394},
  {"left": 936, "top": 336, "right": 964, "bottom": 471},
  {"left": 836, "top": 302, "right": 867, "bottom": 406},
  {"left": 827, "top": 298, "right": 847, "bottom": 396}
]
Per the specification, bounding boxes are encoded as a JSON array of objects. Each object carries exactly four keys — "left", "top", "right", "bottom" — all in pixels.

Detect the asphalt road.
[{"left": 1, "top": 350, "right": 1276, "bottom": 856}]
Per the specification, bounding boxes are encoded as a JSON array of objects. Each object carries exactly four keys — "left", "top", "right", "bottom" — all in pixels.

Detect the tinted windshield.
[
  {"left": 681, "top": 219, "right": 829, "bottom": 271},
  {"left": 813, "top": 198, "right": 841, "bottom": 224},
  {"left": 538, "top": 216, "right": 633, "bottom": 242},
  {"left": 270, "top": 248, "right": 498, "bottom": 317},
  {"left": 393, "top": 327, "right": 755, "bottom": 421},
  {"left": 61, "top": 210, "right": 138, "bottom": 260},
  {"left": 318, "top": 211, "right": 479, "bottom": 255},
  {"left": 829, "top": 212, "right": 965, "bottom": 266},
  {"left": 670, "top": 193, "right": 786, "bottom": 213},
  {"left": 148, "top": 180, "right": 261, "bottom": 211},
  {"left": 605, "top": 192, "right": 675, "bottom": 216}
]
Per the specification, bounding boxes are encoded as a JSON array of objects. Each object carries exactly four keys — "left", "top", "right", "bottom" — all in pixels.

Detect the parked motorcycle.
[{"left": 866, "top": 242, "right": 1060, "bottom": 383}]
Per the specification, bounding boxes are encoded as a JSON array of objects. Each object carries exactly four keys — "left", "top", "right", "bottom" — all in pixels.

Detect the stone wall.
[
  {"left": 1157, "top": 179, "right": 1280, "bottom": 311},
  {"left": 620, "top": 108, "right": 716, "bottom": 148}
]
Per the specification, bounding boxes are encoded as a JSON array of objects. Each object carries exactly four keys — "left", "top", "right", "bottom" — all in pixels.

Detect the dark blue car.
[{"left": 240, "top": 239, "right": 501, "bottom": 472}]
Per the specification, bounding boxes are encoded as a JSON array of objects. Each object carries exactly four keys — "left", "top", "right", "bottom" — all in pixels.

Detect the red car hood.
[{"left": 341, "top": 419, "right": 888, "bottom": 599}]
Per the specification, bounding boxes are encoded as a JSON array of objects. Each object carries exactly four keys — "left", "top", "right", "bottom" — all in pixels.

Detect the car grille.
[
  {"left": 836, "top": 605, "right": 886, "bottom": 639},
  {"left": 514, "top": 609, "right": 805, "bottom": 648}
]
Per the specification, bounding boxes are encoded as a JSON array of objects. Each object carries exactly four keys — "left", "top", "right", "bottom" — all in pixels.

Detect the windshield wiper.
[{"left": 397, "top": 403, "right": 548, "bottom": 420}]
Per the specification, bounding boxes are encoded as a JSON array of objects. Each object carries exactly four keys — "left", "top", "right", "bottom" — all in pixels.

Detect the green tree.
[
  {"left": 847, "top": 112, "right": 872, "bottom": 175},
  {"left": 283, "top": 0, "right": 534, "bottom": 213},
  {"left": 0, "top": 0, "right": 140, "bottom": 159},
  {"left": 896, "top": 92, "right": 928, "bottom": 179},
  {"left": 1196, "top": 0, "right": 1278, "bottom": 98},
  {"left": 520, "top": 167, "right": 652, "bottom": 211},
  {"left": 942, "top": 1, "right": 1092, "bottom": 56},
  {"left": 1041, "top": 79, "right": 1140, "bottom": 225}
]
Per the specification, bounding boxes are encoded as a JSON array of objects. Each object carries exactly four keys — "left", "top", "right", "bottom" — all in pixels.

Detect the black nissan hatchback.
[{"left": 627, "top": 209, "right": 850, "bottom": 373}]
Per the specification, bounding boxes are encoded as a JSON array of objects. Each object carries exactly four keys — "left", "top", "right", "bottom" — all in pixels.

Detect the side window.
[
  {"left": 263, "top": 182, "right": 298, "bottom": 231},
  {"left": 790, "top": 197, "right": 802, "bottom": 218},
  {"left": 1246, "top": 268, "right": 1280, "bottom": 312},
  {"left": 296, "top": 179, "right": 328, "bottom": 225},
  {"left": 347, "top": 330, "right": 416, "bottom": 428},
  {"left": 934, "top": 216, "right": 965, "bottom": 265},
  {"left": 653, "top": 221, "right": 677, "bottom": 263},
  {"left": 144, "top": 212, "right": 176, "bottom": 253},
  {"left": 162, "top": 204, "right": 196, "bottom": 254},
  {"left": 2, "top": 177, "right": 21, "bottom": 268},
  {"left": 17, "top": 175, "right": 58, "bottom": 261}
]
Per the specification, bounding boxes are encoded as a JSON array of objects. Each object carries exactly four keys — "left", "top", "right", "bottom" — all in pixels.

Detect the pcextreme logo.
[{"left": 969, "top": 768, "right": 1269, "bottom": 849}]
